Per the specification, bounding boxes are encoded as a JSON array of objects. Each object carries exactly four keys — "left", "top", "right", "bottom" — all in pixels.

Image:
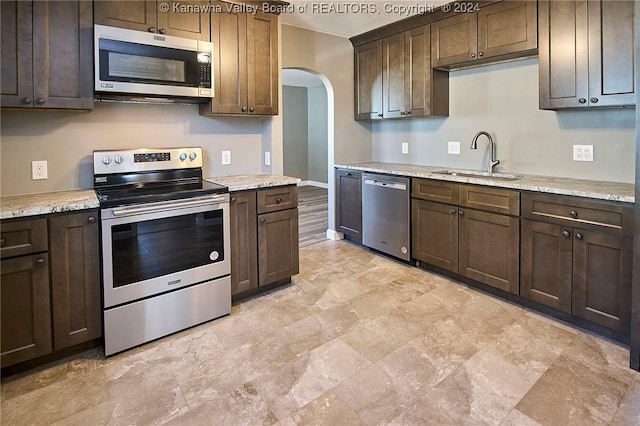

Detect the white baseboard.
[
  {"left": 299, "top": 180, "right": 328, "bottom": 189},
  {"left": 326, "top": 229, "right": 344, "bottom": 240}
]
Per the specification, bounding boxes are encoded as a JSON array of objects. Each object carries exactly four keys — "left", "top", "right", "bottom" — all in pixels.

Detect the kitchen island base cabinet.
[{"left": 230, "top": 186, "right": 299, "bottom": 298}]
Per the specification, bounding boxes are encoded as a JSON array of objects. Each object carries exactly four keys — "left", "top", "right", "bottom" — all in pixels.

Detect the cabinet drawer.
[
  {"left": 1, "top": 218, "right": 48, "bottom": 259},
  {"left": 257, "top": 186, "right": 298, "bottom": 214},
  {"left": 521, "top": 192, "right": 634, "bottom": 237},
  {"left": 412, "top": 179, "right": 458, "bottom": 204},
  {"left": 460, "top": 185, "right": 520, "bottom": 216}
]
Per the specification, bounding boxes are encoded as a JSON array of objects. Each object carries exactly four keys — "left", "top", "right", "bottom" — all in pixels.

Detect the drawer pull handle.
[
  {"left": 276, "top": 197, "right": 282, "bottom": 204},
  {"left": 346, "top": 173, "right": 352, "bottom": 176},
  {"left": 36, "top": 258, "right": 45, "bottom": 266},
  {"left": 0, "top": 238, "right": 6, "bottom": 247},
  {"left": 88, "top": 216, "right": 96, "bottom": 223},
  {"left": 230, "top": 197, "right": 236, "bottom": 203},
  {"left": 576, "top": 233, "right": 584, "bottom": 240},
  {"left": 458, "top": 210, "right": 464, "bottom": 216},
  {"left": 260, "top": 217, "right": 265, "bottom": 223},
  {"left": 562, "top": 230, "right": 570, "bottom": 238},
  {"left": 570, "top": 210, "right": 578, "bottom": 218}
]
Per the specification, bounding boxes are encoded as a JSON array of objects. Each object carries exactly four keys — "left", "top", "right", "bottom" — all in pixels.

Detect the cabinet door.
[
  {"left": 477, "top": 1, "right": 537, "bottom": 60},
  {"left": 538, "top": 0, "right": 589, "bottom": 109},
  {"left": 157, "top": 0, "right": 210, "bottom": 41},
  {"left": 258, "top": 209, "right": 299, "bottom": 286},
  {"left": 247, "top": 10, "right": 278, "bottom": 115},
  {"left": 1, "top": 254, "right": 52, "bottom": 368},
  {"left": 572, "top": 230, "right": 632, "bottom": 334},
  {"left": 431, "top": 12, "right": 477, "bottom": 68},
  {"left": 0, "top": 0, "right": 33, "bottom": 108},
  {"left": 520, "top": 219, "right": 573, "bottom": 313},
  {"left": 94, "top": 0, "right": 156, "bottom": 33},
  {"left": 587, "top": 0, "right": 635, "bottom": 107},
  {"left": 335, "top": 169, "right": 362, "bottom": 239},
  {"left": 230, "top": 191, "right": 258, "bottom": 295},
  {"left": 49, "top": 212, "right": 101, "bottom": 350},
  {"left": 382, "top": 32, "right": 405, "bottom": 119},
  {"left": 459, "top": 208, "right": 519, "bottom": 294},
  {"left": 404, "top": 25, "right": 433, "bottom": 117},
  {"left": 207, "top": 2, "right": 247, "bottom": 114},
  {"left": 354, "top": 40, "right": 383, "bottom": 120},
  {"left": 32, "top": 0, "right": 93, "bottom": 109},
  {"left": 411, "top": 199, "right": 458, "bottom": 273}
]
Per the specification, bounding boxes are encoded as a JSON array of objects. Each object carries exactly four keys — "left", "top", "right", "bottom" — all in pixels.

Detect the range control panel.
[{"left": 93, "top": 147, "right": 203, "bottom": 175}]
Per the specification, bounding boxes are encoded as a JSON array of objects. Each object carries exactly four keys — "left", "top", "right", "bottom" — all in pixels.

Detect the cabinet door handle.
[
  {"left": 377, "top": 113, "right": 383, "bottom": 118},
  {"left": 0, "top": 238, "right": 6, "bottom": 247},
  {"left": 230, "top": 196, "right": 236, "bottom": 203},
  {"left": 242, "top": 106, "right": 247, "bottom": 112},
  {"left": 458, "top": 210, "right": 464, "bottom": 216},
  {"left": 575, "top": 233, "right": 583, "bottom": 240},
  {"left": 470, "top": 53, "right": 476, "bottom": 58},
  {"left": 450, "top": 209, "right": 457, "bottom": 215},
  {"left": 478, "top": 52, "right": 484, "bottom": 57},
  {"left": 562, "top": 230, "right": 570, "bottom": 238},
  {"left": 36, "top": 98, "right": 45, "bottom": 105},
  {"left": 590, "top": 97, "right": 599, "bottom": 104},
  {"left": 249, "top": 107, "right": 254, "bottom": 112},
  {"left": 570, "top": 210, "right": 578, "bottom": 218},
  {"left": 260, "top": 217, "right": 265, "bottom": 223},
  {"left": 275, "top": 197, "right": 282, "bottom": 204},
  {"left": 148, "top": 26, "right": 156, "bottom": 33},
  {"left": 406, "top": 111, "right": 411, "bottom": 115},
  {"left": 36, "top": 258, "right": 45, "bottom": 266},
  {"left": 159, "top": 28, "right": 166, "bottom": 34},
  {"left": 22, "top": 97, "right": 32, "bottom": 105},
  {"left": 346, "top": 172, "right": 352, "bottom": 176},
  {"left": 88, "top": 216, "right": 96, "bottom": 223},
  {"left": 578, "top": 98, "right": 587, "bottom": 104}
]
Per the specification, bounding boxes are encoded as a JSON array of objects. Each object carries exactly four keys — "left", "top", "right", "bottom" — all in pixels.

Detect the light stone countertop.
[
  {"left": 336, "top": 162, "right": 635, "bottom": 203},
  {"left": 0, "top": 189, "right": 99, "bottom": 220},
  {"left": 205, "top": 174, "right": 301, "bottom": 192}
]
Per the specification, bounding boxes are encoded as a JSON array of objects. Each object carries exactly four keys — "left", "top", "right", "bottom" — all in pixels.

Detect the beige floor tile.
[
  {"left": 516, "top": 354, "right": 630, "bottom": 425},
  {"left": 611, "top": 375, "right": 640, "bottom": 425},
  {"left": 499, "top": 409, "right": 542, "bottom": 425},
  {"left": 284, "top": 390, "right": 366, "bottom": 426}
]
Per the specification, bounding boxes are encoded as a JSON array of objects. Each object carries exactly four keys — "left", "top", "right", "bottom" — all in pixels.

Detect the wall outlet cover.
[
  {"left": 401, "top": 143, "right": 409, "bottom": 154},
  {"left": 448, "top": 141, "right": 461, "bottom": 155},
  {"left": 573, "top": 145, "right": 594, "bottom": 162},
  {"left": 32, "top": 160, "right": 48, "bottom": 180},
  {"left": 221, "top": 150, "right": 231, "bottom": 165},
  {"left": 264, "top": 151, "right": 271, "bottom": 166}
]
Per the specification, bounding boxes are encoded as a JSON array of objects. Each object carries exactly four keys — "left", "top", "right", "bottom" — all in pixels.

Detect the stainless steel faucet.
[{"left": 471, "top": 131, "right": 500, "bottom": 173}]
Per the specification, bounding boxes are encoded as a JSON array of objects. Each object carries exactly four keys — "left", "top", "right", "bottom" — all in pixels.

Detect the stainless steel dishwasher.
[{"left": 362, "top": 173, "right": 411, "bottom": 261}]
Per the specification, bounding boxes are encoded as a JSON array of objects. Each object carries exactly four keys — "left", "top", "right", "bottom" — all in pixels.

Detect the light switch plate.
[
  {"left": 448, "top": 141, "right": 461, "bottom": 155},
  {"left": 401, "top": 143, "right": 409, "bottom": 154},
  {"left": 264, "top": 151, "right": 271, "bottom": 166},
  {"left": 32, "top": 160, "right": 48, "bottom": 180},
  {"left": 221, "top": 150, "right": 231, "bottom": 165},
  {"left": 573, "top": 145, "right": 594, "bottom": 162}
]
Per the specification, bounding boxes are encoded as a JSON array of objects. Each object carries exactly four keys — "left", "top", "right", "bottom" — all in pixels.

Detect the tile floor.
[{"left": 2, "top": 240, "right": 640, "bottom": 425}]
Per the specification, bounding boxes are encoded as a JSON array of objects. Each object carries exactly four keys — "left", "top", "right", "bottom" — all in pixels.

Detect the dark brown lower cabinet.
[
  {"left": 258, "top": 208, "right": 299, "bottom": 286},
  {"left": 521, "top": 219, "right": 633, "bottom": 334},
  {"left": 335, "top": 169, "right": 362, "bottom": 239},
  {"left": 412, "top": 199, "right": 458, "bottom": 272},
  {"left": 1, "top": 254, "right": 52, "bottom": 368},
  {"left": 230, "top": 186, "right": 299, "bottom": 297},
  {"left": 49, "top": 211, "right": 101, "bottom": 350},
  {"left": 230, "top": 191, "right": 258, "bottom": 295}
]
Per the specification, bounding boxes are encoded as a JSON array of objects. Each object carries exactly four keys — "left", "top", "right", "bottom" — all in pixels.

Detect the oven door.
[{"left": 101, "top": 195, "right": 229, "bottom": 308}]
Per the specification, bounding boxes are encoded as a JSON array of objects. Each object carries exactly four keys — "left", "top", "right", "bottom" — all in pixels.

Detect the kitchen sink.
[{"left": 433, "top": 170, "right": 524, "bottom": 181}]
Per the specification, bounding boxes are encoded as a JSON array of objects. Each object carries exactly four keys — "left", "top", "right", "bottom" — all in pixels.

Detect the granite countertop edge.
[
  {"left": 335, "top": 162, "right": 635, "bottom": 204},
  {"left": 205, "top": 174, "right": 301, "bottom": 192},
  {"left": 0, "top": 189, "right": 100, "bottom": 220}
]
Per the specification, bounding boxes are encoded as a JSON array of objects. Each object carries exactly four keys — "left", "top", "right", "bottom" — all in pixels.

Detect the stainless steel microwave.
[{"left": 94, "top": 25, "right": 213, "bottom": 100}]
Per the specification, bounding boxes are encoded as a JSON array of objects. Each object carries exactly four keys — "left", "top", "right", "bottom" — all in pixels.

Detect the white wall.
[
  {"left": 373, "top": 58, "right": 636, "bottom": 183},
  {"left": 0, "top": 102, "right": 265, "bottom": 196}
]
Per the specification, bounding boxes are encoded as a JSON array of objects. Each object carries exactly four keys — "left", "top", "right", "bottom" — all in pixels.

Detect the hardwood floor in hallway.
[{"left": 297, "top": 185, "right": 328, "bottom": 248}]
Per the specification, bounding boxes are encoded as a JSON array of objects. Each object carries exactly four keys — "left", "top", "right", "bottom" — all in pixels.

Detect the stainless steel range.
[{"left": 93, "top": 147, "right": 230, "bottom": 356}]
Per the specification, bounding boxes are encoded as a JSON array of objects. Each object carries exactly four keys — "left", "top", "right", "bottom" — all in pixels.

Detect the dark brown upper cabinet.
[
  {"left": 201, "top": 4, "right": 278, "bottom": 116},
  {"left": 1, "top": 1, "right": 93, "bottom": 110},
  {"left": 94, "top": 0, "right": 210, "bottom": 41},
  {"left": 539, "top": 0, "right": 635, "bottom": 109},
  {"left": 355, "top": 25, "right": 448, "bottom": 120},
  {"left": 431, "top": 1, "right": 537, "bottom": 69}
]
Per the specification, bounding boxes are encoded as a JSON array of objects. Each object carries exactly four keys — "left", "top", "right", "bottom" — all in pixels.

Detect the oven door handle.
[{"left": 111, "top": 196, "right": 227, "bottom": 218}]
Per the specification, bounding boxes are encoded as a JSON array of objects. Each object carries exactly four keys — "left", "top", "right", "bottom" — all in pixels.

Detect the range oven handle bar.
[{"left": 111, "top": 195, "right": 228, "bottom": 218}]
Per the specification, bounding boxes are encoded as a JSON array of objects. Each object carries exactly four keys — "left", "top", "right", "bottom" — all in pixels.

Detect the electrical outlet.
[
  {"left": 32, "top": 160, "right": 48, "bottom": 180},
  {"left": 573, "top": 145, "right": 594, "bottom": 162},
  {"left": 264, "top": 151, "right": 271, "bottom": 166},
  {"left": 448, "top": 141, "right": 461, "bottom": 155},
  {"left": 401, "top": 143, "right": 409, "bottom": 154},
  {"left": 221, "top": 150, "right": 231, "bottom": 165}
]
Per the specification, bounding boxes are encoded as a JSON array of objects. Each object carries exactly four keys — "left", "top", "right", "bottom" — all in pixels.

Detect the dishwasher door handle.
[{"left": 363, "top": 178, "right": 407, "bottom": 191}]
